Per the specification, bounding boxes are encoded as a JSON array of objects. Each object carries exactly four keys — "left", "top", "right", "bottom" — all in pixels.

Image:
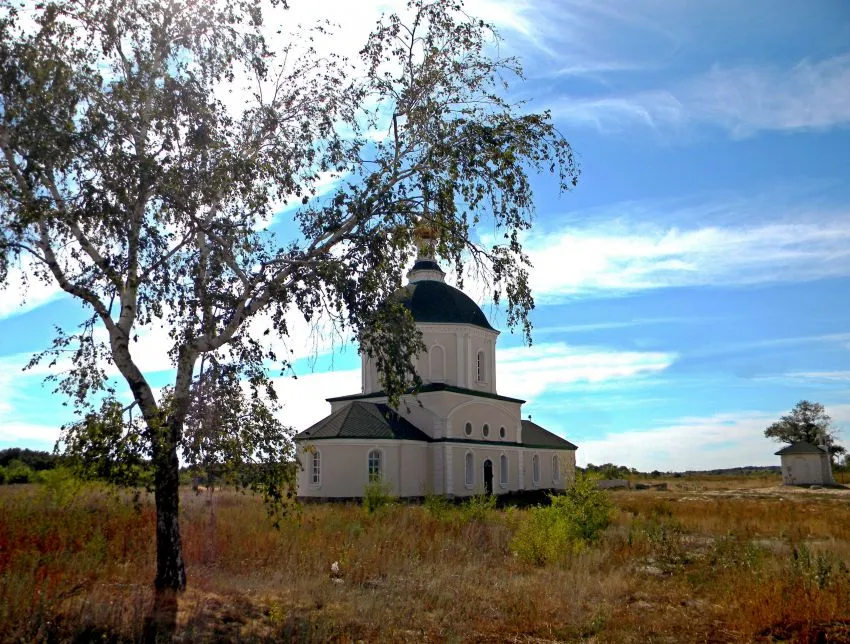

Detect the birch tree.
[{"left": 0, "top": 0, "right": 578, "bottom": 591}]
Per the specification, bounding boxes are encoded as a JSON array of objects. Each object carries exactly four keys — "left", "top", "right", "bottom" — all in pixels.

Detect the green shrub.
[
  {"left": 460, "top": 491, "right": 496, "bottom": 522},
  {"left": 363, "top": 476, "right": 394, "bottom": 514},
  {"left": 38, "top": 466, "right": 84, "bottom": 506},
  {"left": 0, "top": 466, "right": 6, "bottom": 484},
  {"left": 511, "top": 473, "right": 613, "bottom": 565},
  {"left": 553, "top": 473, "right": 615, "bottom": 544},
  {"left": 423, "top": 492, "right": 453, "bottom": 519},
  {"left": 5, "top": 459, "right": 35, "bottom": 484}
]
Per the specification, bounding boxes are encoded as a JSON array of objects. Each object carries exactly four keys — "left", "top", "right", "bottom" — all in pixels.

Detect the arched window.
[
  {"left": 310, "top": 451, "right": 321, "bottom": 485},
  {"left": 476, "top": 351, "right": 486, "bottom": 382},
  {"left": 482, "top": 423, "right": 490, "bottom": 438},
  {"left": 464, "top": 422, "right": 472, "bottom": 437},
  {"left": 553, "top": 455, "right": 560, "bottom": 483},
  {"left": 368, "top": 449, "right": 383, "bottom": 481},
  {"left": 532, "top": 454, "right": 540, "bottom": 486},
  {"left": 465, "top": 452, "right": 474, "bottom": 486},
  {"left": 500, "top": 454, "right": 508, "bottom": 486},
  {"left": 429, "top": 345, "right": 445, "bottom": 382},
  {"left": 499, "top": 426, "right": 506, "bottom": 439}
]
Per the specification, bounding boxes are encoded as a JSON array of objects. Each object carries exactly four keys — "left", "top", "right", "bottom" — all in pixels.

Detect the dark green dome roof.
[{"left": 391, "top": 280, "right": 495, "bottom": 331}]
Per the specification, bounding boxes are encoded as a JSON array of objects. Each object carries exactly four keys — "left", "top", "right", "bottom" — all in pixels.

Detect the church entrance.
[{"left": 483, "top": 459, "right": 493, "bottom": 495}]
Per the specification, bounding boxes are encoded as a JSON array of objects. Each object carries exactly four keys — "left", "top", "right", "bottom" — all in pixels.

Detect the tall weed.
[{"left": 511, "top": 473, "right": 613, "bottom": 565}]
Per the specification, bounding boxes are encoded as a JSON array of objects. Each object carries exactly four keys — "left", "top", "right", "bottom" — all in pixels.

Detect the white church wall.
[
  {"left": 449, "top": 444, "right": 523, "bottom": 495},
  {"left": 296, "top": 440, "right": 429, "bottom": 498},
  {"left": 521, "top": 448, "right": 574, "bottom": 491},
  {"left": 448, "top": 400, "right": 519, "bottom": 442},
  {"left": 466, "top": 329, "right": 498, "bottom": 394}
]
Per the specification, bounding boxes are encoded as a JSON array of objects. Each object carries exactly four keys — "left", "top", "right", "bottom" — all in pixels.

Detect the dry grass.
[{"left": 2, "top": 477, "right": 850, "bottom": 642}]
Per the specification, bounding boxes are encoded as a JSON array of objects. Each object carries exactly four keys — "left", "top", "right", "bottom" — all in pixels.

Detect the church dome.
[{"left": 390, "top": 279, "right": 495, "bottom": 331}]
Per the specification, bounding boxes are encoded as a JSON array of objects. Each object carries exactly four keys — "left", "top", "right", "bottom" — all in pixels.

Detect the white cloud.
[
  {"left": 788, "top": 371, "right": 850, "bottom": 382},
  {"left": 270, "top": 368, "right": 360, "bottom": 431},
  {"left": 524, "top": 215, "right": 850, "bottom": 301},
  {"left": 497, "top": 341, "right": 675, "bottom": 402},
  {"left": 688, "top": 55, "right": 850, "bottom": 137},
  {"left": 552, "top": 55, "right": 850, "bottom": 137},
  {"left": 0, "top": 259, "right": 64, "bottom": 319},
  {"left": 578, "top": 403, "right": 850, "bottom": 471},
  {"left": 0, "top": 421, "right": 61, "bottom": 446},
  {"left": 551, "top": 91, "right": 685, "bottom": 133}
]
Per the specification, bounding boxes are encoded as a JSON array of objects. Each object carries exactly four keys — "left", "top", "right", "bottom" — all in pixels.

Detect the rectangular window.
[
  {"left": 500, "top": 455, "right": 508, "bottom": 486},
  {"left": 368, "top": 450, "right": 382, "bottom": 481},
  {"left": 311, "top": 452, "right": 320, "bottom": 485}
]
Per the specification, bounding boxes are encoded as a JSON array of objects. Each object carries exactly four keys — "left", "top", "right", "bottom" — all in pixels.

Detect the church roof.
[
  {"left": 521, "top": 420, "right": 578, "bottom": 450},
  {"left": 775, "top": 441, "right": 828, "bottom": 456},
  {"left": 295, "top": 401, "right": 431, "bottom": 442},
  {"left": 391, "top": 280, "right": 496, "bottom": 331}
]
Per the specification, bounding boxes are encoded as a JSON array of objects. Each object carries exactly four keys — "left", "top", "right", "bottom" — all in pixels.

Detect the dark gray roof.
[
  {"left": 408, "top": 259, "right": 445, "bottom": 274},
  {"left": 775, "top": 441, "right": 828, "bottom": 456},
  {"left": 391, "top": 280, "right": 495, "bottom": 331},
  {"left": 327, "top": 382, "right": 525, "bottom": 404},
  {"left": 295, "top": 402, "right": 431, "bottom": 442},
  {"left": 522, "top": 420, "right": 578, "bottom": 450}
]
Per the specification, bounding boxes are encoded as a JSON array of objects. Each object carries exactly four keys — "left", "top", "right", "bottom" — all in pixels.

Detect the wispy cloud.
[
  {"left": 525, "top": 213, "right": 850, "bottom": 301},
  {"left": 552, "top": 55, "right": 850, "bottom": 137},
  {"left": 497, "top": 342, "right": 676, "bottom": 402},
  {"left": 0, "top": 259, "right": 63, "bottom": 319},
  {"left": 578, "top": 403, "right": 850, "bottom": 471}
]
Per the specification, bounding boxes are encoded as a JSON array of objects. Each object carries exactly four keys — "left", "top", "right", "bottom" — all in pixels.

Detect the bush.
[
  {"left": 5, "top": 459, "right": 36, "bottom": 484},
  {"left": 38, "top": 466, "right": 84, "bottom": 506},
  {"left": 460, "top": 491, "right": 496, "bottom": 522},
  {"left": 423, "top": 492, "right": 453, "bottom": 519},
  {"left": 511, "top": 473, "right": 613, "bottom": 565},
  {"left": 363, "top": 476, "right": 394, "bottom": 514},
  {"left": 0, "top": 466, "right": 6, "bottom": 484}
]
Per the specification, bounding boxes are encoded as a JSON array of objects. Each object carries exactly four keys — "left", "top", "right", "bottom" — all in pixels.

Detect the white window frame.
[
  {"left": 482, "top": 423, "right": 490, "bottom": 438},
  {"left": 499, "top": 453, "right": 508, "bottom": 488},
  {"left": 464, "top": 422, "right": 473, "bottom": 437},
  {"left": 465, "top": 451, "right": 474, "bottom": 488},
  {"left": 532, "top": 454, "right": 540, "bottom": 487},
  {"left": 499, "top": 426, "right": 506, "bottom": 440},
  {"left": 476, "top": 350, "right": 486, "bottom": 383},
  {"left": 552, "top": 454, "right": 560, "bottom": 483},
  {"left": 367, "top": 448, "right": 383, "bottom": 482},
  {"left": 310, "top": 450, "right": 321, "bottom": 486}
]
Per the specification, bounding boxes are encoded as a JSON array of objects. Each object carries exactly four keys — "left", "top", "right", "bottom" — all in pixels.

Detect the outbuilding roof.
[
  {"left": 774, "top": 441, "right": 828, "bottom": 456},
  {"left": 295, "top": 401, "right": 431, "bottom": 442}
]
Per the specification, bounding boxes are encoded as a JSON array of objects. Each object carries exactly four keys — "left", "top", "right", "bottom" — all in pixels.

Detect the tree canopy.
[
  {"left": 0, "top": 0, "right": 578, "bottom": 591},
  {"left": 764, "top": 400, "right": 845, "bottom": 459}
]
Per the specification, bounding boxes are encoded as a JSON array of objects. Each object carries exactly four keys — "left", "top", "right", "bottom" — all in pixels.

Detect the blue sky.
[{"left": 1, "top": 0, "right": 849, "bottom": 471}]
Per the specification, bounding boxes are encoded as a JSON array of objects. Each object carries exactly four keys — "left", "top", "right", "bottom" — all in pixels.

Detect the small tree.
[{"left": 764, "top": 400, "right": 846, "bottom": 462}]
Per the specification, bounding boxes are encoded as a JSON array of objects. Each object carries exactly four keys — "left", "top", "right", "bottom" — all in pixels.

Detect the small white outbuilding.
[{"left": 776, "top": 441, "right": 835, "bottom": 486}]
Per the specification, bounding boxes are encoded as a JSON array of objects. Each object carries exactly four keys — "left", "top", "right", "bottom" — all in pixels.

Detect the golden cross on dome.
[{"left": 413, "top": 217, "right": 438, "bottom": 260}]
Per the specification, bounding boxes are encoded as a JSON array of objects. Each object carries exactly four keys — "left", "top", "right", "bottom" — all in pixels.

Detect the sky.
[{"left": 1, "top": 0, "right": 849, "bottom": 471}]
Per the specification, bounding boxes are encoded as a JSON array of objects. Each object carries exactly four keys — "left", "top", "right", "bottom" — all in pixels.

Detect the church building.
[{"left": 294, "top": 233, "right": 578, "bottom": 499}]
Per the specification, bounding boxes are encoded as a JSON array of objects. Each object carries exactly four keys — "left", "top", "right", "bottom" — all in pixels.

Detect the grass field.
[{"left": 2, "top": 475, "right": 850, "bottom": 642}]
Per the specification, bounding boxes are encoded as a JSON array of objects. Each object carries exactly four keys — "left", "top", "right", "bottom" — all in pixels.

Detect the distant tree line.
[
  {"left": 0, "top": 448, "right": 64, "bottom": 484},
  {"left": 0, "top": 445, "right": 294, "bottom": 492},
  {"left": 580, "top": 462, "right": 783, "bottom": 479}
]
